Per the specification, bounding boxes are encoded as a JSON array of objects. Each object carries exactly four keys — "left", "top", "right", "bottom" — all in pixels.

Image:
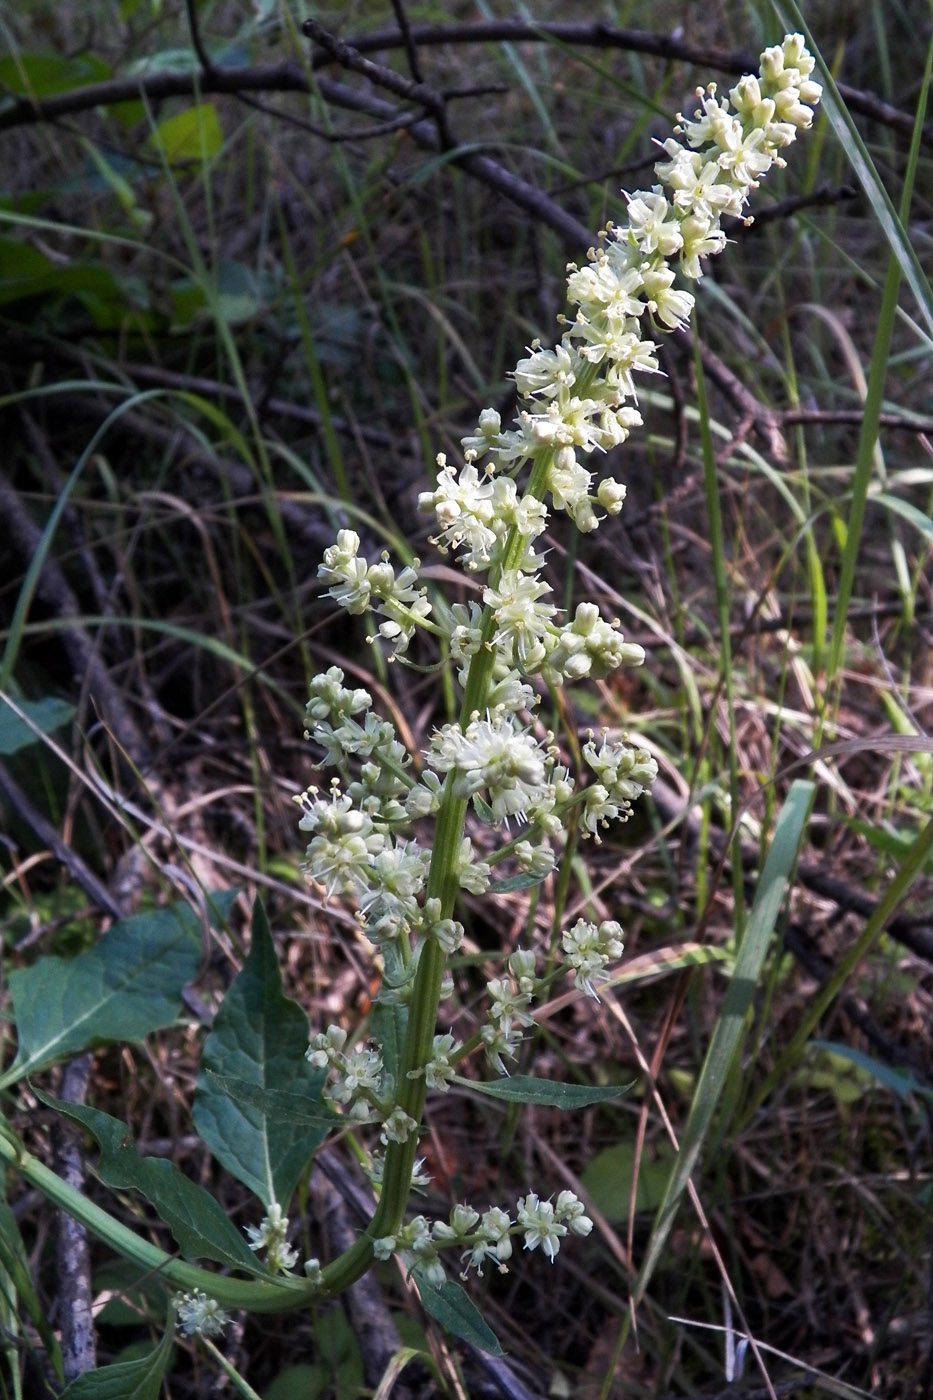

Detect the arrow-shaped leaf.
[{"left": 193, "top": 898, "right": 333, "bottom": 1207}]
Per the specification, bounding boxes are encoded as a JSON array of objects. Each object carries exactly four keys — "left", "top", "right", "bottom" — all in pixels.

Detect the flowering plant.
[
  {"left": 287, "top": 31, "right": 822, "bottom": 1313},
  {"left": 0, "top": 31, "right": 821, "bottom": 1371}
]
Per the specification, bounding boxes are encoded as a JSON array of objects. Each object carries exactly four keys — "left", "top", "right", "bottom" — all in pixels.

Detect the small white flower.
[
  {"left": 245, "top": 1203, "right": 299, "bottom": 1275},
  {"left": 421, "top": 1033, "right": 460, "bottom": 1091},
  {"left": 429, "top": 715, "right": 553, "bottom": 826},
  {"left": 174, "top": 1289, "right": 230, "bottom": 1338},
  {"left": 596, "top": 477, "right": 627, "bottom": 514},
  {"left": 381, "top": 1106, "right": 419, "bottom": 1145},
  {"left": 624, "top": 188, "right": 683, "bottom": 258},
  {"left": 480, "top": 1022, "right": 522, "bottom": 1076},
  {"left": 508, "top": 947, "right": 537, "bottom": 995},
  {"left": 483, "top": 569, "right": 555, "bottom": 673},
  {"left": 516, "top": 1193, "right": 567, "bottom": 1262},
  {"left": 487, "top": 976, "right": 535, "bottom": 1037}
]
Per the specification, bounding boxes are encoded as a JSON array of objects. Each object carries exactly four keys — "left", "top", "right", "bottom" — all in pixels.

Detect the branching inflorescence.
[{"left": 245, "top": 35, "right": 821, "bottom": 1313}]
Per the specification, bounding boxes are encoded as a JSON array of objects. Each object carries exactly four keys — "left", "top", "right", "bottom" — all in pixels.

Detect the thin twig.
[{"left": 184, "top": 0, "right": 216, "bottom": 78}]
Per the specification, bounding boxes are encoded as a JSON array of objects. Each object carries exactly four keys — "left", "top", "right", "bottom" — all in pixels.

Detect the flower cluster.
[
  {"left": 173, "top": 1289, "right": 230, "bottom": 1339},
  {"left": 562, "top": 918, "right": 625, "bottom": 999},
  {"left": 319, "top": 530, "right": 432, "bottom": 657},
  {"left": 481, "top": 948, "right": 539, "bottom": 1073},
  {"left": 582, "top": 733, "right": 659, "bottom": 837},
  {"left": 307, "top": 1024, "right": 389, "bottom": 1120},
  {"left": 417, "top": 35, "right": 820, "bottom": 568},
  {"left": 375, "top": 1188, "right": 594, "bottom": 1285},
  {"left": 245, "top": 1203, "right": 299, "bottom": 1275},
  {"left": 297, "top": 34, "right": 820, "bottom": 1299}
]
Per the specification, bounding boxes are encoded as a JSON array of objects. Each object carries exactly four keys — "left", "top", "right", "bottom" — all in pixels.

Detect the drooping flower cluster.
[{"left": 298, "top": 35, "right": 820, "bottom": 1296}]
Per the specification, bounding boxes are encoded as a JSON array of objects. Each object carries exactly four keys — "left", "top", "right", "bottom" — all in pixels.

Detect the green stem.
[
  {"left": 320, "top": 447, "right": 557, "bottom": 1296},
  {"left": 0, "top": 1129, "right": 312, "bottom": 1313}
]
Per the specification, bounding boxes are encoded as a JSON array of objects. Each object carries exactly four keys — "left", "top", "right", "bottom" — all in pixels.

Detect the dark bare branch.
[{"left": 0, "top": 21, "right": 922, "bottom": 140}]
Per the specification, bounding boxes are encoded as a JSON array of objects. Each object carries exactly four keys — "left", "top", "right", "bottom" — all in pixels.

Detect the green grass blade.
[{"left": 634, "top": 779, "right": 814, "bottom": 1302}]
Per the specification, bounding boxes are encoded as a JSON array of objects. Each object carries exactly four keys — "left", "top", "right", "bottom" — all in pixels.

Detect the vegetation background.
[{"left": 1, "top": 1, "right": 932, "bottom": 1397}]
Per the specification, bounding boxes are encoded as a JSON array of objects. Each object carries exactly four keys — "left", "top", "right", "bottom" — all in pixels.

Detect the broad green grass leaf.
[
  {"left": 0, "top": 694, "right": 73, "bottom": 754},
  {"left": 635, "top": 779, "right": 814, "bottom": 1303},
  {"left": 192, "top": 898, "right": 332, "bottom": 1207},
  {"left": 37, "top": 1097, "right": 261, "bottom": 1272},
  {"left": 61, "top": 1309, "right": 174, "bottom": 1399},
  {"left": 149, "top": 104, "right": 222, "bottom": 163},
  {"left": 453, "top": 1075, "right": 630, "bottom": 1109},
  {"left": 412, "top": 1269, "right": 503, "bottom": 1356},
  {"left": 1, "top": 904, "right": 203, "bottom": 1088},
  {"left": 844, "top": 817, "right": 933, "bottom": 869}
]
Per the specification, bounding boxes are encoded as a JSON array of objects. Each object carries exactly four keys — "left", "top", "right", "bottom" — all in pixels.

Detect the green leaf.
[
  {"left": 369, "top": 999, "right": 406, "bottom": 1095},
  {"left": 1, "top": 904, "right": 203, "bottom": 1088},
  {"left": 193, "top": 898, "right": 333, "bottom": 1207},
  {"left": 36, "top": 1096, "right": 261, "bottom": 1272},
  {"left": 61, "top": 1308, "right": 174, "bottom": 1399},
  {"left": 873, "top": 493, "right": 933, "bottom": 545},
  {"left": 0, "top": 239, "right": 146, "bottom": 312},
  {"left": 215, "top": 259, "right": 262, "bottom": 326},
  {"left": 579, "top": 1142, "right": 676, "bottom": 1221},
  {"left": 412, "top": 1269, "right": 503, "bottom": 1356},
  {"left": 0, "top": 694, "right": 73, "bottom": 754},
  {"left": 452, "top": 1074, "right": 631, "bottom": 1109},
  {"left": 0, "top": 51, "right": 111, "bottom": 101},
  {"left": 197, "top": 1069, "right": 336, "bottom": 1132},
  {"left": 149, "top": 104, "right": 223, "bottom": 163}
]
